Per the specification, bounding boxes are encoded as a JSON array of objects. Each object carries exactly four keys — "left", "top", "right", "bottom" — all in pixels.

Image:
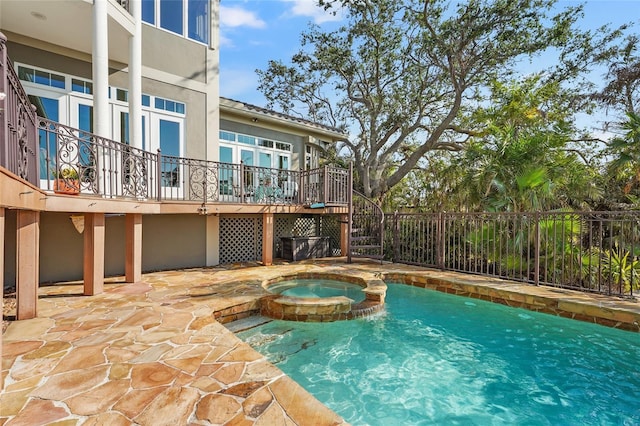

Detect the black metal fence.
[{"left": 385, "top": 211, "right": 640, "bottom": 298}]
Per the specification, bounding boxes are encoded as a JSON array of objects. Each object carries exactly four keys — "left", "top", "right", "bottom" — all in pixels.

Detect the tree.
[
  {"left": 257, "top": 0, "right": 621, "bottom": 201},
  {"left": 604, "top": 112, "right": 640, "bottom": 200},
  {"left": 594, "top": 35, "right": 640, "bottom": 117},
  {"left": 453, "top": 76, "right": 603, "bottom": 212}
]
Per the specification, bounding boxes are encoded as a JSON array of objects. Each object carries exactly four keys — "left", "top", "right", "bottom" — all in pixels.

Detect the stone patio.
[{"left": 2, "top": 259, "right": 639, "bottom": 425}]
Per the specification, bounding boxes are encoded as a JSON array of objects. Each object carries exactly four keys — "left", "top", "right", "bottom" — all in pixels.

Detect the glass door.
[
  {"left": 112, "top": 105, "right": 151, "bottom": 198},
  {"left": 151, "top": 115, "right": 184, "bottom": 197},
  {"left": 27, "top": 88, "right": 67, "bottom": 189},
  {"left": 69, "top": 96, "right": 95, "bottom": 194}
]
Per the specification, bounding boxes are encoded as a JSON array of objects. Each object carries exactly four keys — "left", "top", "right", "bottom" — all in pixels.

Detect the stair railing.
[{"left": 348, "top": 164, "right": 384, "bottom": 263}]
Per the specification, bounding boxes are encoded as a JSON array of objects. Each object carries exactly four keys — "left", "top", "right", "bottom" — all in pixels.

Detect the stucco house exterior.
[{"left": 0, "top": 0, "right": 351, "bottom": 323}]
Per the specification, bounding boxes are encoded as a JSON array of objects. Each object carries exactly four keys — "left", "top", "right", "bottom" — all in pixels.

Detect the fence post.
[
  {"left": 391, "top": 211, "right": 398, "bottom": 262},
  {"left": 239, "top": 161, "right": 245, "bottom": 202},
  {"left": 347, "top": 162, "right": 353, "bottom": 263},
  {"left": 323, "top": 165, "right": 329, "bottom": 204},
  {"left": 437, "top": 212, "right": 445, "bottom": 270},
  {"left": 534, "top": 211, "right": 540, "bottom": 286},
  {"left": 156, "top": 148, "right": 162, "bottom": 201}
]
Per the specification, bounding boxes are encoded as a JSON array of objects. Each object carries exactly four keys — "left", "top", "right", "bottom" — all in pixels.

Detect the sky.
[{"left": 219, "top": 0, "right": 639, "bottom": 114}]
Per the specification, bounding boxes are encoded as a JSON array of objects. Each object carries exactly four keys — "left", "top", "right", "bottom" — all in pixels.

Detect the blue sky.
[{"left": 219, "top": 0, "right": 639, "bottom": 110}]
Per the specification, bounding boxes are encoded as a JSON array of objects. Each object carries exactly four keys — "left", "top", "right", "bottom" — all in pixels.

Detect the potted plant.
[{"left": 53, "top": 167, "right": 80, "bottom": 195}]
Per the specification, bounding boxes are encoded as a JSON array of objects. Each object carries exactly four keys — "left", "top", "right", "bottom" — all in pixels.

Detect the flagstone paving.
[{"left": 2, "top": 259, "right": 639, "bottom": 425}]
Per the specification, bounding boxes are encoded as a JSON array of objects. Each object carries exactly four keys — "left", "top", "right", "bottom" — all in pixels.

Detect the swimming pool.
[{"left": 239, "top": 283, "right": 640, "bottom": 425}]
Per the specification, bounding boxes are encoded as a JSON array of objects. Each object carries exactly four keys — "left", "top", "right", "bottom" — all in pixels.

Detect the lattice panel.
[
  {"left": 320, "top": 215, "right": 342, "bottom": 256},
  {"left": 219, "top": 216, "right": 263, "bottom": 264},
  {"left": 273, "top": 215, "right": 342, "bottom": 258},
  {"left": 274, "top": 216, "right": 318, "bottom": 257}
]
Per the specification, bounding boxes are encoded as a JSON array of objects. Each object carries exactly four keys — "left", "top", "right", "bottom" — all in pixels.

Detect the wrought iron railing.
[
  {"left": 0, "top": 33, "right": 38, "bottom": 186},
  {"left": 35, "top": 117, "right": 348, "bottom": 205},
  {"left": 385, "top": 211, "right": 640, "bottom": 298},
  {"left": 116, "top": 0, "right": 130, "bottom": 12}
]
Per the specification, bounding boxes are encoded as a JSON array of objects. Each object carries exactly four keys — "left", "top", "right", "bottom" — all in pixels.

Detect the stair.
[{"left": 348, "top": 190, "right": 384, "bottom": 263}]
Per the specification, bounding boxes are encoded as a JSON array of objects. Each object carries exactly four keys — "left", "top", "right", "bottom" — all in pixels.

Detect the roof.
[{"left": 219, "top": 97, "right": 347, "bottom": 140}]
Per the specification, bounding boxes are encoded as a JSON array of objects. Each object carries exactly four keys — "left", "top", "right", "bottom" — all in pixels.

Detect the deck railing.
[
  {"left": 34, "top": 117, "right": 347, "bottom": 205},
  {"left": 385, "top": 211, "right": 640, "bottom": 298},
  {"left": 0, "top": 33, "right": 39, "bottom": 186}
]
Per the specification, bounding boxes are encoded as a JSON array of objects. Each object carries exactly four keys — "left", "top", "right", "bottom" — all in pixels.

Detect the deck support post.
[
  {"left": 262, "top": 212, "right": 274, "bottom": 266},
  {"left": 340, "top": 213, "right": 349, "bottom": 256},
  {"left": 125, "top": 213, "right": 142, "bottom": 283},
  {"left": 83, "top": 212, "right": 105, "bottom": 295},
  {"left": 16, "top": 210, "right": 39, "bottom": 320}
]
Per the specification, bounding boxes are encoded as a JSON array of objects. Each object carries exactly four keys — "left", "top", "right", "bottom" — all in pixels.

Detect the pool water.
[
  {"left": 239, "top": 283, "right": 640, "bottom": 425},
  {"left": 267, "top": 278, "right": 366, "bottom": 303}
]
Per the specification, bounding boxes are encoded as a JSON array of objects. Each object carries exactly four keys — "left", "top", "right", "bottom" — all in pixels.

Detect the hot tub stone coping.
[{"left": 259, "top": 271, "right": 387, "bottom": 322}]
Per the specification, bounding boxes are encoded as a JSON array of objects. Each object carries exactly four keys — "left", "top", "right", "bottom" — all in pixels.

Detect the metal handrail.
[
  {"left": 0, "top": 33, "right": 39, "bottom": 186},
  {"left": 34, "top": 117, "right": 349, "bottom": 205}
]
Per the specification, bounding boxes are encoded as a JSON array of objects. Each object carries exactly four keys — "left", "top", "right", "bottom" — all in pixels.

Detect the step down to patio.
[
  {"left": 224, "top": 315, "right": 272, "bottom": 333},
  {"left": 351, "top": 244, "right": 382, "bottom": 249}
]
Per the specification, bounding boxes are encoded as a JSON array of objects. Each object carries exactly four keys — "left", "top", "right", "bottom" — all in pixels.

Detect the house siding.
[{"left": 142, "top": 214, "right": 207, "bottom": 272}]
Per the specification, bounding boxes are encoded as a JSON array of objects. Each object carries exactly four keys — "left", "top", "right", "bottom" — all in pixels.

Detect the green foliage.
[
  {"left": 601, "top": 248, "right": 640, "bottom": 292},
  {"left": 258, "top": 0, "right": 614, "bottom": 201},
  {"left": 54, "top": 167, "right": 79, "bottom": 180},
  {"left": 437, "top": 76, "right": 601, "bottom": 212},
  {"left": 605, "top": 112, "right": 640, "bottom": 199}
]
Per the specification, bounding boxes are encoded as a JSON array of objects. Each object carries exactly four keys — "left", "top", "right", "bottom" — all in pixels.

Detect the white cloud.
[
  {"left": 285, "top": 0, "right": 344, "bottom": 24},
  {"left": 219, "top": 33, "right": 234, "bottom": 48},
  {"left": 220, "top": 5, "right": 267, "bottom": 29}
]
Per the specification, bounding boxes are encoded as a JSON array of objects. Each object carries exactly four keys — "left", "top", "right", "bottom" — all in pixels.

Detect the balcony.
[
  {"left": 0, "top": 33, "right": 350, "bottom": 214},
  {"left": 0, "top": 0, "right": 134, "bottom": 64},
  {"left": 36, "top": 119, "right": 350, "bottom": 207}
]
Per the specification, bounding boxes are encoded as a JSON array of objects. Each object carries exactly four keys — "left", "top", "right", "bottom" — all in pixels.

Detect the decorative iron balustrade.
[
  {"left": 385, "top": 211, "right": 640, "bottom": 298},
  {"left": 116, "top": 0, "right": 130, "bottom": 12},
  {"left": 0, "top": 33, "right": 38, "bottom": 186},
  {"left": 35, "top": 117, "right": 348, "bottom": 205}
]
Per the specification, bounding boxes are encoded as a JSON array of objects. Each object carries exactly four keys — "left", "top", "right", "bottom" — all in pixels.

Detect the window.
[
  {"left": 188, "top": 0, "right": 208, "bottom": 43},
  {"left": 160, "top": 0, "right": 183, "bottom": 35},
  {"left": 237, "top": 134, "right": 256, "bottom": 145},
  {"left": 276, "top": 142, "right": 292, "bottom": 152},
  {"left": 258, "top": 139, "right": 274, "bottom": 148},
  {"left": 142, "top": 0, "right": 155, "bottom": 24},
  {"left": 18, "top": 66, "right": 65, "bottom": 89},
  {"left": 116, "top": 89, "right": 128, "bottom": 102},
  {"left": 142, "top": 0, "right": 209, "bottom": 44},
  {"left": 72, "top": 79, "right": 92, "bottom": 95},
  {"left": 155, "top": 97, "right": 185, "bottom": 114},
  {"left": 220, "top": 131, "right": 235, "bottom": 142},
  {"left": 219, "top": 130, "right": 292, "bottom": 170}
]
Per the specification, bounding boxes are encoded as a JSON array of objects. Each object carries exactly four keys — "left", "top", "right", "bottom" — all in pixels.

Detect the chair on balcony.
[{"left": 281, "top": 181, "right": 298, "bottom": 202}]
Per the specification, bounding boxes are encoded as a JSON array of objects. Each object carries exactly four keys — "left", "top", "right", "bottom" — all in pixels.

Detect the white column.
[
  {"left": 206, "top": 0, "right": 220, "bottom": 161},
  {"left": 128, "top": 0, "right": 142, "bottom": 149},
  {"left": 92, "top": 0, "right": 109, "bottom": 138}
]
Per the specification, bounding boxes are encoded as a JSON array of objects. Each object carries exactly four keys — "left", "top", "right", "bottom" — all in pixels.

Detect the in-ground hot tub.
[{"left": 261, "top": 273, "right": 386, "bottom": 322}]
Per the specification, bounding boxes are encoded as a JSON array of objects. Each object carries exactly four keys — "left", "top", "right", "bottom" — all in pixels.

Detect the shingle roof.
[{"left": 220, "top": 96, "right": 347, "bottom": 138}]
